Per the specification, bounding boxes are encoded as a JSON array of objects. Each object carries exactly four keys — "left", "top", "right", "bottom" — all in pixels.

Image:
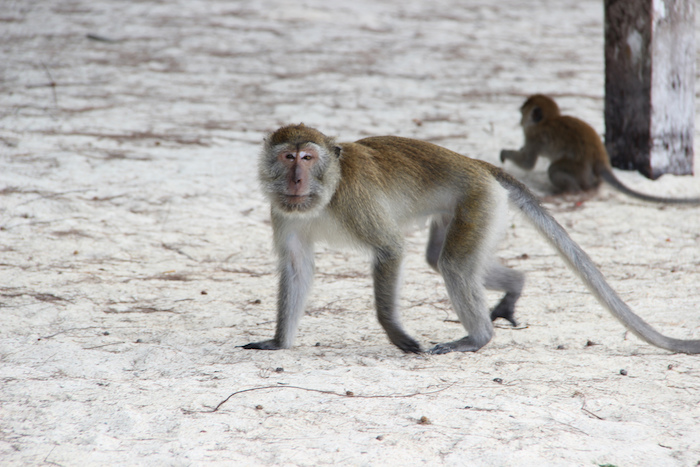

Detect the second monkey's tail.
[
  {"left": 490, "top": 168, "right": 700, "bottom": 354},
  {"left": 598, "top": 168, "right": 700, "bottom": 205}
]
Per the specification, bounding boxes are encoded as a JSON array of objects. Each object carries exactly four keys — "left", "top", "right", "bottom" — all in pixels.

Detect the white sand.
[{"left": 1, "top": 0, "right": 699, "bottom": 465}]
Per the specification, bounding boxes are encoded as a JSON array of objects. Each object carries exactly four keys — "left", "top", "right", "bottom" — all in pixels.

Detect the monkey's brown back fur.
[{"left": 343, "top": 136, "right": 488, "bottom": 193}]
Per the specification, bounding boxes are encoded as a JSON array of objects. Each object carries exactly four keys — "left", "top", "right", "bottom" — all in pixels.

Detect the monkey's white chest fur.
[{"left": 281, "top": 210, "right": 357, "bottom": 249}]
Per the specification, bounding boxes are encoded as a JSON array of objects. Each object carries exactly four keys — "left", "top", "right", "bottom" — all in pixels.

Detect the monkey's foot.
[
  {"left": 490, "top": 298, "right": 518, "bottom": 327},
  {"left": 391, "top": 335, "right": 422, "bottom": 354},
  {"left": 240, "top": 339, "right": 282, "bottom": 350},
  {"left": 428, "top": 336, "right": 489, "bottom": 354}
]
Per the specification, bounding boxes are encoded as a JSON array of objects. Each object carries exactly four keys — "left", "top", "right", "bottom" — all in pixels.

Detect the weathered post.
[{"left": 604, "top": 0, "right": 695, "bottom": 179}]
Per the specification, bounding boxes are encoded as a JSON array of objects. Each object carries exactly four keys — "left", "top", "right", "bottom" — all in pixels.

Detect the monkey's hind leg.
[
  {"left": 427, "top": 216, "right": 522, "bottom": 327},
  {"left": 429, "top": 201, "right": 499, "bottom": 355},
  {"left": 426, "top": 214, "right": 451, "bottom": 272},
  {"left": 548, "top": 160, "right": 598, "bottom": 193}
]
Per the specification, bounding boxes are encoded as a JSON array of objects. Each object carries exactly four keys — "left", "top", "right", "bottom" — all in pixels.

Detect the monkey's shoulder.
[
  {"left": 557, "top": 115, "right": 599, "bottom": 135},
  {"left": 352, "top": 135, "right": 455, "bottom": 156}
]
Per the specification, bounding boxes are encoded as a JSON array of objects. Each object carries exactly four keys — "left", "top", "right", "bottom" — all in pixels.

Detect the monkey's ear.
[
  {"left": 334, "top": 146, "right": 342, "bottom": 157},
  {"left": 531, "top": 107, "right": 543, "bottom": 123}
]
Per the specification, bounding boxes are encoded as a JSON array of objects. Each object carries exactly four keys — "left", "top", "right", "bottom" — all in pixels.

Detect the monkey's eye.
[
  {"left": 284, "top": 153, "right": 295, "bottom": 159},
  {"left": 301, "top": 154, "right": 312, "bottom": 161}
]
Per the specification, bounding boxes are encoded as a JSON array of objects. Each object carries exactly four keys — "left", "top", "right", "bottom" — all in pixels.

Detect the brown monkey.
[
  {"left": 500, "top": 94, "right": 700, "bottom": 203},
  {"left": 243, "top": 123, "right": 700, "bottom": 354}
]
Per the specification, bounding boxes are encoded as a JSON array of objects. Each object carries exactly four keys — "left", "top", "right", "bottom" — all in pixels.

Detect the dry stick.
[
  {"left": 574, "top": 391, "right": 604, "bottom": 420},
  {"left": 209, "top": 382, "right": 456, "bottom": 413},
  {"left": 16, "top": 188, "right": 92, "bottom": 207},
  {"left": 43, "top": 445, "right": 61, "bottom": 467},
  {"left": 83, "top": 341, "right": 126, "bottom": 350},
  {"left": 39, "top": 326, "right": 103, "bottom": 340}
]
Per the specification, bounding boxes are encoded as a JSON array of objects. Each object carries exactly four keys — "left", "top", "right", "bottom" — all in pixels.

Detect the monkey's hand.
[
  {"left": 500, "top": 149, "right": 516, "bottom": 163},
  {"left": 240, "top": 339, "right": 282, "bottom": 350}
]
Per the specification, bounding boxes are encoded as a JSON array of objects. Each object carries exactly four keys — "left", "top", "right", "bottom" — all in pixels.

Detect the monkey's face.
[
  {"left": 260, "top": 142, "right": 335, "bottom": 215},
  {"left": 520, "top": 103, "right": 543, "bottom": 129},
  {"left": 519, "top": 94, "right": 560, "bottom": 129},
  {"left": 278, "top": 144, "right": 320, "bottom": 208}
]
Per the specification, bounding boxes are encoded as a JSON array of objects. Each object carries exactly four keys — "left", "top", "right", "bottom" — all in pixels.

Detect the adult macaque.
[
  {"left": 243, "top": 124, "right": 700, "bottom": 354},
  {"left": 500, "top": 94, "right": 700, "bottom": 203}
]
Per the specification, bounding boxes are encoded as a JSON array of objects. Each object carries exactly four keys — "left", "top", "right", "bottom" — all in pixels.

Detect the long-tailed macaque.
[
  {"left": 243, "top": 124, "right": 700, "bottom": 354},
  {"left": 500, "top": 94, "right": 700, "bottom": 203}
]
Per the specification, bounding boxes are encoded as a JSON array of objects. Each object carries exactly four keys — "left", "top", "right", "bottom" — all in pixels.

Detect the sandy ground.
[{"left": 2, "top": 0, "right": 700, "bottom": 465}]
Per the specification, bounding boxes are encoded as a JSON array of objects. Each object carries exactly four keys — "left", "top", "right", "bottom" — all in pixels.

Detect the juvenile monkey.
[
  {"left": 500, "top": 94, "right": 700, "bottom": 203},
  {"left": 243, "top": 124, "right": 700, "bottom": 354}
]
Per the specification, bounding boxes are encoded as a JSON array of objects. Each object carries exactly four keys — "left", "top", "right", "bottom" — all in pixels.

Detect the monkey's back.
[
  {"left": 530, "top": 116, "right": 609, "bottom": 168},
  {"left": 345, "top": 136, "right": 490, "bottom": 191}
]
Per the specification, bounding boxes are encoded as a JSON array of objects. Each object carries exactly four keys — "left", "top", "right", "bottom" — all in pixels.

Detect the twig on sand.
[{"left": 196, "top": 382, "right": 456, "bottom": 413}]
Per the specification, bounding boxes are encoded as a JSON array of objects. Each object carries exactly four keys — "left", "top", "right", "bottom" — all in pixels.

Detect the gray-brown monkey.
[
  {"left": 243, "top": 124, "right": 700, "bottom": 354},
  {"left": 500, "top": 94, "right": 700, "bottom": 203}
]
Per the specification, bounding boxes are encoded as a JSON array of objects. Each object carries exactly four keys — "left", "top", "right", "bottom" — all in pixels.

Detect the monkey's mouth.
[
  {"left": 285, "top": 194, "right": 310, "bottom": 203},
  {"left": 281, "top": 194, "right": 314, "bottom": 210}
]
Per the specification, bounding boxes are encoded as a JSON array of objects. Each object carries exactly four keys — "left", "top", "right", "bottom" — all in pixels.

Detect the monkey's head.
[
  {"left": 260, "top": 124, "right": 342, "bottom": 217},
  {"left": 520, "top": 94, "right": 561, "bottom": 129}
]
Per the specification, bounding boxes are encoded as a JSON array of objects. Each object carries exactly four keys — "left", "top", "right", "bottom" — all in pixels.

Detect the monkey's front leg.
[
  {"left": 242, "top": 233, "right": 314, "bottom": 350},
  {"left": 500, "top": 148, "right": 538, "bottom": 171},
  {"left": 484, "top": 262, "right": 524, "bottom": 327},
  {"left": 373, "top": 247, "right": 422, "bottom": 353}
]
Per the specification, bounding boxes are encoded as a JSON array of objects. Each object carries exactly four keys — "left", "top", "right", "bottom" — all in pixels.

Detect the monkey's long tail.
[
  {"left": 492, "top": 169, "right": 700, "bottom": 354},
  {"left": 600, "top": 169, "right": 700, "bottom": 204}
]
